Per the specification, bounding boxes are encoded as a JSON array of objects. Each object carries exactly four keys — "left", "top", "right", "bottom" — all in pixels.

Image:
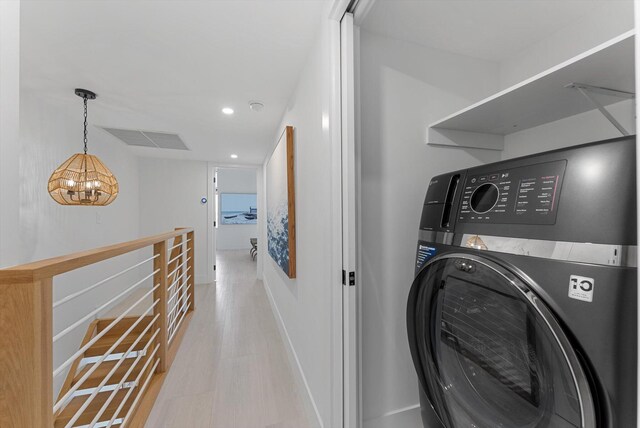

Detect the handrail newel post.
[
  {"left": 0, "top": 273, "right": 54, "bottom": 427},
  {"left": 153, "top": 241, "right": 168, "bottom": 373},
  {"left": 187, "top": 231, "right": 195, "bottom": 312}
]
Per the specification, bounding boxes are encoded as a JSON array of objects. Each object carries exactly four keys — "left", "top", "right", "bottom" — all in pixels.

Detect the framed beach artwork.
[
  {"left": 266, "top": 126, "right": 296, "bottom": 278},
  {"left": 219, "top": 193, "right": 257, "bottom": 225}
]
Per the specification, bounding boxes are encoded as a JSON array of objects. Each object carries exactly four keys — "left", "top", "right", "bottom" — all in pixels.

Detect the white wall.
[
  {"left": 499, "top": 0, "right": 634, "bottom": 88},
  {"left": 216, "top": 167, "right": 257, "bottom": 250},
  {"left": 358, "top": 30, "right": 503, "bottom": 428},
  {"left": 138, "top": 157, "right": 209, "bottom": 283},
  {"left": 0, "top": 0, "right": 21, "bottom": 268},
  {"left": 19, "top": 89, "right": 143, "bottom": 393},
  {"left": 260, "top": 13, "right": 339, "bottom": 428},
  {"left": 19, "top": 92, "right": 141, "bottom": 264}
]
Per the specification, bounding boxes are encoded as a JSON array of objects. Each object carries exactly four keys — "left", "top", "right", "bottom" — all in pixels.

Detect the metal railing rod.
[
  {"left": 167, "top": 286, "right": 189, "bottom": 322},
  {"left": 53, "top": 255, "right": 159, "bottom": 309},
  {"left": 167, "top": 257, "right": 191, "bottom": 281},
  {"left": 53, "top": 269, "right": 159, "bottom": 343},
  {"left": 167, "top": 238, "right": 190, "bottom": 253},
  {"left": 118, "top": 357, "right": 160, "bottom": 427},
  {"left": 105, "top": 343, "right": 159, "bottom": 428},
  {"left": 167, "top": 297, "right": 179, "bottom": 333},
  {"left": 168, "top": 298, "right": 191, "bottom": 344},
  {"left": 167, "top": 277, "right": 190, "bottom": 312},
  {"left": 86, "top": 329, "right": 160, "bottom": 427},
  {"left": 166, "top": 249, "right": 187, "bottom": 267},
  {"left": 167, "top": 283, "right": 191, "bottom": 323},
  {"left": 53, "top": 283, "right": 160, "bottom": 378},
  {"left": 167, "top": 271, "right": 189, "bottom": 298},
  {"left": 167, "top": 278, "right": 190, "bottom": 318},
  {"left": 168, "top": 305, "right": 189, "bottom": 344},
  {"left": 54, "top": 303, "right": 159, "bottom": 413}
]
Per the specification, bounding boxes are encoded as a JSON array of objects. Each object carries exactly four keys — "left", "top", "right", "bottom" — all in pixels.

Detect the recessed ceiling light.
[
  {"left": 230, "top": 154, "right": 238, "bottom": 159},
  {"left": 222, "top": 107, "right": 234, "bottom": 115},
  {"left": 249, "top": 101, "right": 264, "bottom": 112}
]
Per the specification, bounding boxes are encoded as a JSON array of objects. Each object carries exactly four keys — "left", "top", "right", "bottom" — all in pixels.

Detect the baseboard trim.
[
  {"left": 263, "top": 276, "right": 324, "bottom": 428},
  {"left": 363, "top": 403, "right": 422, "bottom": 428},
  {"left": 364, "top": 403, "right": 420, "bottom": 422}
]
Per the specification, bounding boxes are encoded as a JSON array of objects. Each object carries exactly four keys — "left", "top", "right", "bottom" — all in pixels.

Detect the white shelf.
[{"left": 428, "top": 30, "right": 635, "bottom": 151}]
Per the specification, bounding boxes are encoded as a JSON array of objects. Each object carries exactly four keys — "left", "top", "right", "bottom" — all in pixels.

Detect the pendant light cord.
[{"left": 83, "top": 96, "right": 88, "bottom": 154}]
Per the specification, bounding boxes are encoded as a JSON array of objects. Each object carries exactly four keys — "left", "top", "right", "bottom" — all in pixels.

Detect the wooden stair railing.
[{"left": 0, "top": 228, "right": 195, "bottom": 428}]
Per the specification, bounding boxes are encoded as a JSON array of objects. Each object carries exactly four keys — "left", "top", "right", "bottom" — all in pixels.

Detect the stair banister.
[{"left": 0, "top": 227, "right": 195, "bottom": 427}]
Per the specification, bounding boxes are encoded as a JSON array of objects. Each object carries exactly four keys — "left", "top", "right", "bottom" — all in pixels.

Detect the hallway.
[{"left": 146, "top": 250, "right": 316, "bottom": 428}]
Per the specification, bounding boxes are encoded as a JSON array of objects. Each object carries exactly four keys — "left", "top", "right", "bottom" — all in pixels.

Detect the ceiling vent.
[{"left": 101, "top": 127, "right": 189, "bottom": 151}]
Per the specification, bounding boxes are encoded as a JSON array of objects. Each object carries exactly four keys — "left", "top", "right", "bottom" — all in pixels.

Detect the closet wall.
[{"left": 359, "top": 30, "right": 503, "bottom": 428}]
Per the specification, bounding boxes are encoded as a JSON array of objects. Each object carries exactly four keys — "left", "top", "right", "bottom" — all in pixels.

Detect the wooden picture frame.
[{"left": 266, "top": 126, "right": 296, "bottom": 278}]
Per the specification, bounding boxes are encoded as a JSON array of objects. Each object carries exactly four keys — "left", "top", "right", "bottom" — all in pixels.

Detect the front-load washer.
[{"left": 407, "top": 136, "right": 637, "bottom": 428}]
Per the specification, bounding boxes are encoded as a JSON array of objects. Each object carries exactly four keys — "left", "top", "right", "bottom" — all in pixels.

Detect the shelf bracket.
[{"left": 566, "top": 83, "right": 635, "bottom": 136}]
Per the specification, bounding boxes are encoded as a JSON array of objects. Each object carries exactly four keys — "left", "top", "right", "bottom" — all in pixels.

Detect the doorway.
[{"left": 208, "top": 166, "right": 260, "bottom": 281}]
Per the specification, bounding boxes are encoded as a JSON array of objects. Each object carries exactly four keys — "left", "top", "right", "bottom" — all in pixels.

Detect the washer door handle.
[{"left": 454, "top": 259, "right": 475, "bottom": 273}]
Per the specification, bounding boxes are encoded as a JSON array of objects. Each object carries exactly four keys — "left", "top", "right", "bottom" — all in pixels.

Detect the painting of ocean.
[
  {"left": 220, "top": 193, "right": 257, "bottom": 225},
  {"left": 266, "top": 126, "right": 296, "bottom": 278}
]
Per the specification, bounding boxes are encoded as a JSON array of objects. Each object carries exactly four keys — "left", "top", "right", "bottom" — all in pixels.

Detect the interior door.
[{"left": 407, "top": 253, "right": 596, "bottom": 428}]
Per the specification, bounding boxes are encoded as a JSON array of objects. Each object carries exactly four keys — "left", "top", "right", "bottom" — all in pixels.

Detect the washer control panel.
[{"left": 459, "top": 160, "right": 566, "bottom": 224}]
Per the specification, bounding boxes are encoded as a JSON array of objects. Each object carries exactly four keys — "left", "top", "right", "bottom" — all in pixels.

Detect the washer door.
[{"left": 407, "top": 253, "right": 596, "bottom": 428}]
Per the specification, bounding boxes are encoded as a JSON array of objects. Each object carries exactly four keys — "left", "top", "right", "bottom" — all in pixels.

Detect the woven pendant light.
[{"left": 48, "top": 89, "right": 118, "bottom": 206}]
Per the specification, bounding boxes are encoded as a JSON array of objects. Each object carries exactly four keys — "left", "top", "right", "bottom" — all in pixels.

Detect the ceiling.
[
  {"left": 20, "top": 0, "right": 327, "bottom": 165},
  {"left": 360, "top": 0, "right": 631, "bottom": 62}
]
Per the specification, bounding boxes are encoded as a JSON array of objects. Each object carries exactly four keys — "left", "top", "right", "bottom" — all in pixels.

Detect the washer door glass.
[{"left": 408, "top": 254, "right": 595, "bottom": 428}]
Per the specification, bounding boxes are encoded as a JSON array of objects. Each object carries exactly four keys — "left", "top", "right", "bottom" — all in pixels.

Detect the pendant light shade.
[
  {"left": 48, "top": 89, "right": 119, "bottom": 206},
  {"left": 48, "top": 153, "right": 119, "bottom": 205}
]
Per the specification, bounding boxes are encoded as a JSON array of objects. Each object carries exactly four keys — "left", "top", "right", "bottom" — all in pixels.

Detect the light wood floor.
[{"left": 146, "top": 250, "right": 316, "bottom": 428}]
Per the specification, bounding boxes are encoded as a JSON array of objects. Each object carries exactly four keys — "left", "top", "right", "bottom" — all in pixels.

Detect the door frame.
[
  {"left": 329, "top": 1, "right": 372, "bottom": 426},
  {"left": 340, "top": 11, "right": 358, "bottom": 428},
  {"left": 634, "top": 2, "right": 640, "bottom": 425},
  {"left": 206, "top": 163, "right": 261, "bottom": 284},
  {"left": 328, "top": 13, "right": 346, "bottom": 428}
]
